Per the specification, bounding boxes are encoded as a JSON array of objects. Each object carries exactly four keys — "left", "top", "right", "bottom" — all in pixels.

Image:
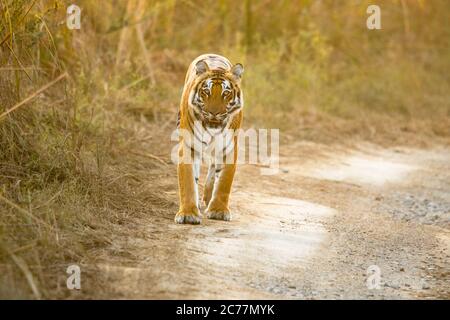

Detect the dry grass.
[{"left": 0, "top": 0, "right": 449, "bottom": 298}]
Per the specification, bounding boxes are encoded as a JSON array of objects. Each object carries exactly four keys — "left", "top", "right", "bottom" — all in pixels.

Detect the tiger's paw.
[
  {"left": 206, "top": 210, "right": 232, "bottom": 221},
  {"left": 174, "top": 212, "right": 202, "bottom": 224}
]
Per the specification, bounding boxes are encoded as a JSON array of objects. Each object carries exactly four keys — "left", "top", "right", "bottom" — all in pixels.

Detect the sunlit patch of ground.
[
  {"left": 296, "top": 152, "right": 417, "bottom": 186},
  {"left": 189, "top": 193, "right": 335, "bottom": 277}
]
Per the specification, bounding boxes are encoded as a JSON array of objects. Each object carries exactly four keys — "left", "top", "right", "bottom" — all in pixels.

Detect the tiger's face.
[{"left": 190, "top": 61, "right": 244, "bottom": 129}]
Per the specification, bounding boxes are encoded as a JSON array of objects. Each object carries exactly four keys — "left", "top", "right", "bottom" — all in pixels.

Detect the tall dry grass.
[{"left": 0, "top": 0, "right": 449, "bottom": 298}]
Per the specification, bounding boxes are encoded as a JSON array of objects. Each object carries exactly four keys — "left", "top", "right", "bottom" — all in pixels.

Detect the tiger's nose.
[{"left": 209, "top": 109, "right": 222, "bottom": 116}]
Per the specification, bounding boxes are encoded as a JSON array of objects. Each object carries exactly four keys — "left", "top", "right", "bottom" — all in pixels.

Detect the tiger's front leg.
[
  {"left": 202, "top": 162, "right": 215, "bottom": 208},
  {"left": 175, "top": 143, "right": 202, "bottom": 224},
  {"left": 205, "top": 139, "right": 238, "bottom": 221}
]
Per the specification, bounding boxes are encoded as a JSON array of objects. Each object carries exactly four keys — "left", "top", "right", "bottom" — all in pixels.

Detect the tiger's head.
[{"left": 189, "top": 60, "right": 244, "bottom": 129}]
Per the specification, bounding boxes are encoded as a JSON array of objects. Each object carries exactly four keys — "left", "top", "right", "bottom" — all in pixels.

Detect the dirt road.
[{"left": 90, "top": 141, "right": 449, "bottom": 299}]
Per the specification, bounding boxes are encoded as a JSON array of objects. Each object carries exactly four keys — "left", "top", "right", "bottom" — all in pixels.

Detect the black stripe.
[
  {"left": 221, "top": 135, "right": 234, "bottom": 155},
  {"left": 187, "top": 112, "right": 207, "bottom": 145},
  {"left": 227, "top": 105, "right": 241, "bottom": 114}
]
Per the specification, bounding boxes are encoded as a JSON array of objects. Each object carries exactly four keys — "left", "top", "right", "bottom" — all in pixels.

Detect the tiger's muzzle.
[
  {"left": 195, "top": 109, "right": 229, "bottom": 129},
  {"left": 204, "top": 119, "right": 225, "bottom": 129}
]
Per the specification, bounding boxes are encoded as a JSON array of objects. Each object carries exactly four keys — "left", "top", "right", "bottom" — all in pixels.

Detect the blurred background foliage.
[
  {"left": 2, "top": 0, "right": 449, "bottom": 134},
  {"left": 0, "top": 0, "right": 449, "bottom": 298}
]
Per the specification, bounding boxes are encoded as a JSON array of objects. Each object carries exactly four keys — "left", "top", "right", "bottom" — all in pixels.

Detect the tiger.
[{"left": 175, "top": 54, "right": 244, "bottom": 224}]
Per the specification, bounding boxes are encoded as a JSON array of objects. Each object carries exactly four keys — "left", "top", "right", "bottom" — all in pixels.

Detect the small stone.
[{"left": 384, "top": 283, "right": 400, "bottom": 289}]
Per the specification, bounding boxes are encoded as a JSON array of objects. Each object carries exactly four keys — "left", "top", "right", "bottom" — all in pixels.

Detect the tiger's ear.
[
  {"left": 195, "top": 60, "right": 209, "bottom": 75},
  {"left": 231, "top": 63, "right": 244, "bottom": 79}
]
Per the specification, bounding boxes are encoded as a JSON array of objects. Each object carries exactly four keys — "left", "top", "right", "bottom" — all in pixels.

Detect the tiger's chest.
[{"left": 188, "top": 120, "right": 235, "bottom": 158}]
